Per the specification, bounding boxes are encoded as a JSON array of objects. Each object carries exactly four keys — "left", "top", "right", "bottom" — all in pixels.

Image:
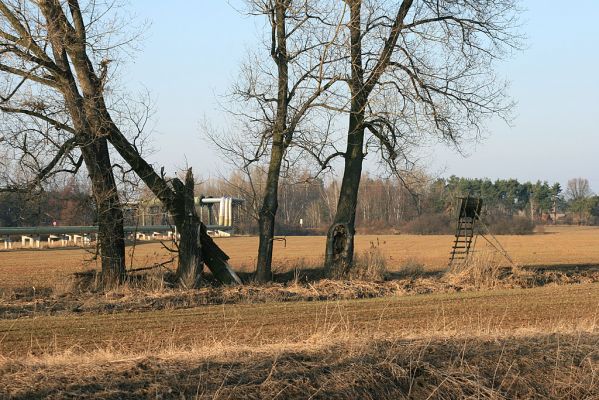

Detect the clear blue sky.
[{"left": 123, "top": 1, "right": 599, "bottom": 192}]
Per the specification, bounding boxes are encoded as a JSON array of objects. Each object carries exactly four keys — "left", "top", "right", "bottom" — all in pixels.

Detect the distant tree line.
[
  {"left": 4, "top": 173, "right": 597, "bottom": 232},
  {"left": 0, "top": 178, "right": 94, "bottom": 227},
  {"left": 156, "top": 173, "right": 599, "bottom": 234}
]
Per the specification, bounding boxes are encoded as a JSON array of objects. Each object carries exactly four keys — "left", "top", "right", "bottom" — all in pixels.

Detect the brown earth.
[
  {"left": 1, "top": 282, "right": 598, "bottom": 358},
  {"left": 1, "top": 282, "right": 599, "bottom": 398}
]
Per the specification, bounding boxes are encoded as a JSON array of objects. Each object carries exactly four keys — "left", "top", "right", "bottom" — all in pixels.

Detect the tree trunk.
[
  {"left": 256, "top": 157, "right": 281, "bottom": 282},
  {"left": 324, "top": 125, "right": 365, "bottom": 277},
  {"left": 324, "top": 0, "right": 365, "bottom": 277},
  {"left": 325, "top": 222, "right": 354, "bottom": 278},
  {"left": 80, "top": 138, "right": 125, "bottom": 288},
  {"left": 256, "top": 141, "right": 285, "bottom": 282},
  {"left": 171, "top": 169, "right": 242, "bottom": 287},
  {"left": 256, "top": 211, "right": 275, "bottom": 282},
  {"left": 172, "top": 169, "right": 203, "bottom": 288}
]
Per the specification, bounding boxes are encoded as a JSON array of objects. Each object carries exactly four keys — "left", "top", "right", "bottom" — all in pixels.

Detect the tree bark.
[
  {"left": 324, "top": 120, "right": 365, "bottom": 277},
  {"left": 256, "top": 142, "right": 284, "bottom": 281},
  {"left": 80, "top": 138, "right": 125, "bottom": 288}
]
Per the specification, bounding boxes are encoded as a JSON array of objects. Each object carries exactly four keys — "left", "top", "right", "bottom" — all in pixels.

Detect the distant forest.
[{"left": 2, "top": 173, "right": 598, "bottom": 235}]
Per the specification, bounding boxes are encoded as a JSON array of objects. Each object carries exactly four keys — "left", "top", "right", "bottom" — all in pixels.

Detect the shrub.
[
  {"left": 401, "top": 213, "right": 453, "bottom": 235},
  {"left": 486, "top": 215, "right": 535, "bottom": 235}
]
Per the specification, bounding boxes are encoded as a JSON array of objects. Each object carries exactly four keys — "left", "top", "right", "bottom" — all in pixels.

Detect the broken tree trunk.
[
  {"left": 171, "top": 169, "right": 242, "bottom": 287},
  {"left": 199, "top": 223, "right": 241, "bottom": 284},
  {"left": 172, "top": 170, "right": 203, "bottom": 288},
  {"left": 103, "top": 124, "right": 241, "bottom": 285}
]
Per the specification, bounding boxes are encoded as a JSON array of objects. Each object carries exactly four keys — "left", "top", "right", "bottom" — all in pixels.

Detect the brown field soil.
[
  {"left": 1, "top": 225, "right": 599, "bottom": 290},
  {"left": 1, "top": 282, "right": 598, "bottom": 357}
]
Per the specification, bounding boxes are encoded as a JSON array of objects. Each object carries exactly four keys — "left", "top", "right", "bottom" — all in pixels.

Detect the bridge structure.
[
  {"left": 0, "top": 224, "right": 234, "bottom": 250},
  {"left": 0, "top": 196, "right": 245, "bottom": 250}
]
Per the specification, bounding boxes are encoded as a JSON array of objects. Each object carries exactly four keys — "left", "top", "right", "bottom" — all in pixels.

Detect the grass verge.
[{"left": 2, "top": 262, "right": 599, "bottom": 319}]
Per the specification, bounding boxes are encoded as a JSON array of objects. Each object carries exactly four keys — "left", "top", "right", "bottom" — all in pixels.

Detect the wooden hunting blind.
[
  {"left": 458, "top": 196, "right": 483, "bottom": 220},
  {"left": 448, "top": 196, "right": 483, "bottom": 266}
]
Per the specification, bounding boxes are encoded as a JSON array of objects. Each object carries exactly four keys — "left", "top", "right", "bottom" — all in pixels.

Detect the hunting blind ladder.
[
  {"left": 448, "top": 195, "right": 517, "bottom": 268},
  {"left": 449, "top": 196, "right": 483, "bottom": 266}
]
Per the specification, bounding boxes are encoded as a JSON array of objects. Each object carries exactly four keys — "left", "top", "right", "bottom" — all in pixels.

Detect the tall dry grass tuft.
[
  {"left": 349, "top": 240, "right": 388, "bottom": 281},
  {"left": 448, "top": 251, "right": 505, "bottom": 289}
]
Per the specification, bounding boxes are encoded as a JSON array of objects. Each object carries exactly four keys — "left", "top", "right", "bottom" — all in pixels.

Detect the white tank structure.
[{"left": 198, "top": 196, "right": 243, "bottom": 237}]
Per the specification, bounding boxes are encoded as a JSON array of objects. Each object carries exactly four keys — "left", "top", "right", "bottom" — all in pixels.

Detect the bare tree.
[
  {"left": 323, "top": 0, "right": 521, "bottom": 276},
  {"left": 0, "top": 0, "right": 127, "bottom": 287},
  {"left": 0, "top": 0, "right": 239, "bottom": 287},
  {"left": 566, "top": 177, "right": 593, "bottom": 224},
  {"left": 566, "top": 178, "right": 592, "bottom": 201},
  {"left": 212, "top": 0, "right": 342, "bottom": 281}
]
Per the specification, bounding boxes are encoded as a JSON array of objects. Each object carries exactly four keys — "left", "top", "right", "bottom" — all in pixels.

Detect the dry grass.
[
  {"left": 448, "top": 251, "right": 506, "bottom": 289},
  {"left": 1, "top": 325, "right": 598, "bottom": 398},
  {"left": 348, "top": 240, "right": 388, "bottom": 281},
  {"left": 3, "top": 256, "right": 599, "bottom": 320},
  {"left": 395, "top": 259, "right": 426, "bottom": 279},
  {"left": 3, "top": 261, "right": 599, "bottom": 320},
  {"left": 2, "top": 272, "right": 599, "bottom": 399}
]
